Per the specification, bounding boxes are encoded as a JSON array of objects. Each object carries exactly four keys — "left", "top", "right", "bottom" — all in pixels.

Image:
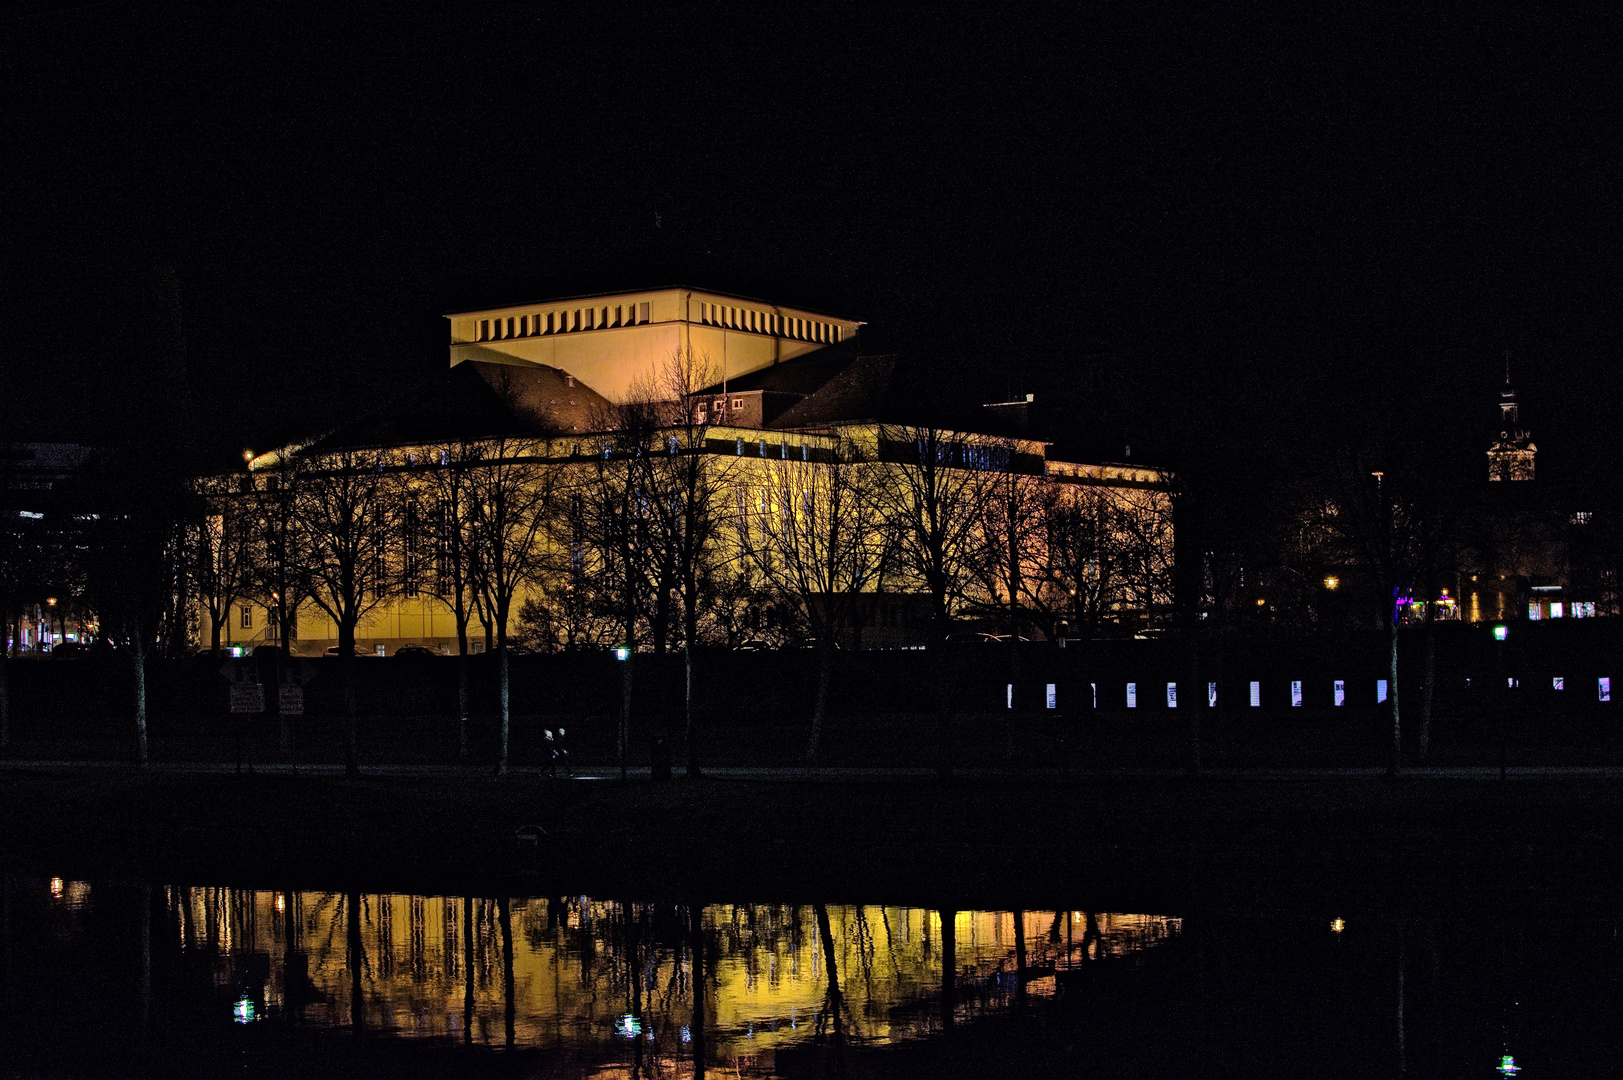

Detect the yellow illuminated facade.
[{"left": 201, "top": 290, "right": 1172, "bottom": 655}]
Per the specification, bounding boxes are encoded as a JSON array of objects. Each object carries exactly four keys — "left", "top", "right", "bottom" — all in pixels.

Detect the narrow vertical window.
[{"left": 639, "top": 302, "right": 650, "bottom": 323}]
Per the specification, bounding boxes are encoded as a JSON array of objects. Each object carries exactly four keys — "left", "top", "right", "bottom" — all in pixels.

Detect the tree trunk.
[
  {"left": 1418, "top": 614, "right": 1436, "bottom": 760},
  {"left": 0, "top": 625, "right": 10, "bottom": 755},
  {"left": 498, "top": 895, "right": 515, "bottom": 1049},
  {"left": 132, "top": 633, "right": 149, "bottom": 765},
  {"left": 689, "top": 903, "right": 707, "bottom": 1080},
  {"left": 347, "top": 891, "right": 364, "bottom": 1036},
  {"left": 340, "top": 620, "right": 358, "bottom": 778},
  {"left": 462, "top": 896, "right": 474, "bottom": 1046},
  {"left": 814, "top": 904, "right": 844, "bottom": 1055},
  {"left": 496, "top": 626, "right": 510, "bottom": 776},
  {"left": 1388, "top": 621, "right": 1402, "bottom": 775},
  {"left": 456, "top": 622, "right": 470, "bottom": 760},
  {"left": 684, "top": 646, "right": 701, "bottom": 778},
  {"left": 619, "top": 610, "right": 634, "bottom": 781},
  {"left": 809, "top": 641, "right": 832, "bottom": 763},
  {"left": 210, "top": 615, "right": 223, "bottom": 658}
]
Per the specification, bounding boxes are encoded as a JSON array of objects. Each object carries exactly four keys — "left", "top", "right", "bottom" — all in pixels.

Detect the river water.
[{"left": 1, "top": 876, "right": 1617, "bottom": 1077}]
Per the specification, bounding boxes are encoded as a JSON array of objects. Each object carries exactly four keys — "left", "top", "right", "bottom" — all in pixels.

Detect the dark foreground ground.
[{"left": 2, "top": 766, "right": 1619, "bottom": 919}]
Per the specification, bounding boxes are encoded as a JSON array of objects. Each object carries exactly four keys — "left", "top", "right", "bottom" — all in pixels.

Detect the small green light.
[{"left": 1493, "top": 625, "right": 1508, "bottom": 641}]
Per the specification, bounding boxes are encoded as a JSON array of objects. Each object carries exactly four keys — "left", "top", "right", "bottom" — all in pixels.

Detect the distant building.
[{"left": 1487, "top": 362, "right": 1536, "bottom": 482}]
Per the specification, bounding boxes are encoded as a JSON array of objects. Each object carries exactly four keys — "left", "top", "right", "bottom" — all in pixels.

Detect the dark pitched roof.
[{"left": 302, "top": 360, "right": 611, "bottom": 453}]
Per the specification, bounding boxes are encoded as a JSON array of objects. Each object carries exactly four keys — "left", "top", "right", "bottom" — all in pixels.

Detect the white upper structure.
[{"left": 447, "top": 287, "right": 864, "bottom": 403}]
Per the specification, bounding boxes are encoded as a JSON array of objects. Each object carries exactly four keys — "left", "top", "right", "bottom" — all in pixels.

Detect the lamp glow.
[{"left": 1493, "top": 625, "right": 1508, "bottom": 641}]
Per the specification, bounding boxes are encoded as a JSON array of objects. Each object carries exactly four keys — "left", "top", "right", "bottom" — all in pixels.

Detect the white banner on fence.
[{"left": 229, "top": 681, "right": 265, "bottom": 715}]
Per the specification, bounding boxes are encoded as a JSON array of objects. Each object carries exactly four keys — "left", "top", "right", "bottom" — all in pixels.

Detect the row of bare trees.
[{"left": 3, "top": 352, "right": 1174, "bottom": 770}]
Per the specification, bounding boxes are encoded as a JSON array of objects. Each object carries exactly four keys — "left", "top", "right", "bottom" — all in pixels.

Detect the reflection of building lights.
[
  {"left": 680, "top": 1026, "right": 691, "bottom": 1043},
  {"left": 616, "top": 1014, "right": 642, "bottom": 1038},
  {"left": 275, "top": 894, "right": 285, "bottom": 913},
  {"left": 1330, "top": 918, "right": 1345, "bottom": 934},
  {"left": 49, "top": 878, "right": 64, "bottom": 897},
  {"left": 1497, "top": 1053, "right": 1521, "bottom": 1076},
  {"left": 233, "top": 995, "right": 257, "bottom": 1024}
]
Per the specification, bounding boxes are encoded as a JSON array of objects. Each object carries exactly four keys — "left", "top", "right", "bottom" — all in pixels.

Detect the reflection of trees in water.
[{"left": 151, "top": 886, "right": 1178, "bottom": 1071}]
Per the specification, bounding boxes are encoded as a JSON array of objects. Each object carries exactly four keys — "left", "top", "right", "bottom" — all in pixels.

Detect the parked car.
[
  {"left": 323, "top": 646, "right": 367, "bottom": 657},
  {"left": 393, "top": 644, "right": 437, "bottom": 658},
  {"left": 46, "top": 642, "right": 89, "bottom": 657}
]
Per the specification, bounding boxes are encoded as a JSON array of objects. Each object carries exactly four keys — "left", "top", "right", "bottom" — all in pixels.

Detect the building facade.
[{"left": 203, "top": 289, "right": 1173, "bottom": 656}]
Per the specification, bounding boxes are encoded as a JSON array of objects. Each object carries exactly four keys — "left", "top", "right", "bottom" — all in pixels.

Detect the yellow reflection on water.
[{"left": 59, "top": 884, "right": 1181, "bottom": 1074}]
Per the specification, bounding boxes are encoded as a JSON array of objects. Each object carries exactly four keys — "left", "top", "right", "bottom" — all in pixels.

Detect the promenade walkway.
[{"left": 2, "top": 759, "right": 1622, "bottom": 781}]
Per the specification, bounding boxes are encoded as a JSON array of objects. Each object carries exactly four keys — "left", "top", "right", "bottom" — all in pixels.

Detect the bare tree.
[
  {"left": 872, "top": 424, "right": 992, "bottom": 775},
  {"left": 293, "top": 446, "right": 404, "bottom": 777},
  {"left": 638, "top": 347, "right": 734, "bottom": 777},
  {"left": 76, "top": 453, "right": 190, "bottom": 765},
  {"left": 872, "top": 425, "right": 990, "bottom": 640},
  {"left": 1312, "top": 453, "right": 1459, "bottom": 773},
  {"left": 969, "top": 441, "right": 1046, "bottom": 706},
  {"left": 576, "top": 399, "right": 662, "bottom": 779},
  {"left": 419, "top": 441, "right": 483, "bottom": 758},
  {"left": 745, "top": 444, "right": 889, "bottom": 760},
  {"left": 192, "top": 476, "right": 255, "bottom": 658},
  {"left": 463, "top": 434, "right": 556, "bottom": 775}
]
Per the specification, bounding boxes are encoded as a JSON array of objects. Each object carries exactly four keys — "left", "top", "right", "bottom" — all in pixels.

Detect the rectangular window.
[
  {"left": 1291, "top": 680, "right": 1303, "bottom": 707},
  {"left": 479, "top": 319, "right": 491, "bottom": 340},
  {"left": 1126, "top": 682, "right": 1137, "bottom": 709},
  {"left": 1554, "top": 676, "right": 1566, "bottom": 691},
  {"left": 240, "top": 605, "right": 253, "bottom": 629},
  {"left": 758, "top": 440, "right": 767, "bottom": 457},
  {"left": 1046, "top": 683, "right": 1056, "bottom": 709},
  {"left": 1249, "top": 681, "right": 1261, "bottom": 707},
  {"left": 639, "top": 302, "right": 650, "bottom": 323},
  {"left": 1601, "top": 677, "right": 1611, "bottom": 703},
  {"left": 1334, "top": 680, "right": 1345, "bottom": 706},
  {"left": 1551, "top": 602, "right": 1565, "bottom": 618},
  {"left": 733, "top": 398, "right": 743, "bottom": 409},
  {"left": 1377, "top": 679, "right": 1388, "bottom": 703},
  {"left": 736, "top": 437, "right": 744, "bottom": 455},
  {"left": 375, "top": 644, "right": 387, "bottom": 657},
  {"left": 1207, "top": 682, "right": 1217, "bottom": 708},
  {"left": 801, "top": 444, "right": 809, "bottom": 461},
  {"left": 1166, "top": 682, "right": 1177, "bottom": 708}
]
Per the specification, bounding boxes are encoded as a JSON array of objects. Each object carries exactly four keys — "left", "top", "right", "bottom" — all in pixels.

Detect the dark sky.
[{"left": 4, "top": 4, "right": 1622, "bottom": 488}]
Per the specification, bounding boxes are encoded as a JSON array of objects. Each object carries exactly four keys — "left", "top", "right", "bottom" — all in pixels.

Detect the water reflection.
[
  {"left": 20, "top": 878, "right": 1608, "bottom": 1076},
  {"left": 24, "top": 879, "right": 1177, "bottom": 1075}
]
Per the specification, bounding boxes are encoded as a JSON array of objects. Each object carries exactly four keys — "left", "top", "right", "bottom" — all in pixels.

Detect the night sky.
[{"left": 4, "top": 4, "right": 1622, "bottom": 494}]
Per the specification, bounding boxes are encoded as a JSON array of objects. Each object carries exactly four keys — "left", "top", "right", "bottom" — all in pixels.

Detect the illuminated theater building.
[{"left": 203, "top": 288, "right": 1173, "bottom": 656}]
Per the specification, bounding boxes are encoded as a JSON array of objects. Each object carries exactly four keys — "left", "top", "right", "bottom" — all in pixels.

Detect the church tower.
[{"left": 1487, "top": 354, "right": 1535, "bottom": 481}]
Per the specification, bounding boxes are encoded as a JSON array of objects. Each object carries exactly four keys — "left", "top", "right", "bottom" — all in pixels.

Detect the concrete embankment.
[{"left": 0, "top": 767, "right": 1619, "bottom": 917}]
